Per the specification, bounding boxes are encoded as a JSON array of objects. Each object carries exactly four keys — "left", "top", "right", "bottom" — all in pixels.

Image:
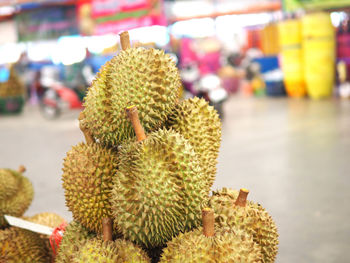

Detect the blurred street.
[{"left": 1, "top": 96, "right": 350, "bottom": 262}]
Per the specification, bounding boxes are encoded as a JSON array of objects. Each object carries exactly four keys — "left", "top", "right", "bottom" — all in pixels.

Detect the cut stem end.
[
  {"left": 202, "top": 208, "right": 215, "bottom": 237},
  {"left": 102, "top": 217, "right": 113, "bottom": 242},
  {"left": 120, "top": 31, "right": 131, "bottom": 50},
  {"left": 235, "top": 188, "right": 249, "bottom": 207},
  {"left": 125, "top": 106, "right": 147, "bottom": 142},
  {"left": 17, "top": 165, "right": 26, "bottom": 173}
]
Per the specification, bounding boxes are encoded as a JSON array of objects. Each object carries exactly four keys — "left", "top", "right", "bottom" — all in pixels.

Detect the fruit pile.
[
  {"left": 58, "top": 31, "right": 279, "bottom": 263},
  {"left": 0, "top": 65, "right": 25, "bottom": 114},
  {"left": 0, "top": 65, "right": 24, "bottom": 98},
  {"left": 0, "top": 166, "right": 33, "bottom": 228},
  {"left": 0, "top": 166, "right": 66, "bottom": 262}
]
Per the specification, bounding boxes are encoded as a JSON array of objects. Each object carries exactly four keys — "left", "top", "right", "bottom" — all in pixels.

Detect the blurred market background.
[{"left": 0, "top": 0, "right": 350, "bottom": 262}]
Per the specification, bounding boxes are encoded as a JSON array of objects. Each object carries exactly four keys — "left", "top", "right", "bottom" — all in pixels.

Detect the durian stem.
[
  {"left": 125, "top": 106, "right": 147, "bottom": 142},
  {"left": 120, "top": 31, "right": 131, "bottom": 50},
  {"left": 235, "top": 188, "right": 249, "bottom": 207},
  {"left": 202, "top": 208, "right": 215, "bottom": 237},
  {"left": 78, "top": 112, "right": 94, "bottom": 145},
  {"left": 17, "top": 165, "right": 26, "bottom": 173},
  {"left": 102, "top": 217, "right": 113, "bottom": 242}
]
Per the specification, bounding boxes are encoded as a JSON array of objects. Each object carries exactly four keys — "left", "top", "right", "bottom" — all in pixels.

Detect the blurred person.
[
  {"left": 14, "top": 52, "right": 33, "bottom": 99},
  {"left": 32, "top": 70, "right": 45, "bottom": 100}
]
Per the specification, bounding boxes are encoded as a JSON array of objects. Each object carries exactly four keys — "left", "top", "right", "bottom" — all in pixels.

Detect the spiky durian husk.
[
  {"left": 167, "top": 97, "right": 221, "bottom": 191},
  {"left": 62, "top": 142, "right": 118, "bottom": 233},
  {"left": 209, "top": 188, "right": 279, "bottom": 263},
  {"left": 0, "top": 227, "right": 49, "bottom": 263},
  {"left": 25, "top": 212, "right": 66, "bottom": 228},
  {"left": 80, "top": 62, "right": 111, "bottom": 143},
  {"left": 74, "top": 238, "right": 151, "bottom": 263},
  {"left": 24, "top": 212, "right": 67, "bottom": 262},
  {"left": 111, "top": 129, "right": 208, "bottom": 248},
  {"left": 160, "top": 226, "right": 262, "bottom": 263},
  {"left": 82, "top": 47, "right": 181, "bottom": 146},
  {"left": 0, "top": 170, "right": 33, "bottom": 227},
  {"left": 56, "top": 221, "right": 96, "bottom": 263},
  {"left": 0, "top": 169, "right": 20, "bottom": 200}
]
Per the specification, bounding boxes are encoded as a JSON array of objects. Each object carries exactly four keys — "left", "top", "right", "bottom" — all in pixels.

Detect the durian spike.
[
  {"left": 78, "top": 112, "right": 94, "bottom": 145},
  {"left": 102, "top": 217, "right": 113, "bottom": 242},
  {"left": 17, "top": 165, "right": 26, "bottom": 173},
  {"left": 120, "top": 31, "right": 131, "bottom": 50},
  {"left": 202, "top": 208, "right": 215, "bottom": 237},
  {"left": 235, "top": 188, "right": 249, "bottom": 207},
  {"left": 125, "top": 106, "right": 147, "bottom": 142}
]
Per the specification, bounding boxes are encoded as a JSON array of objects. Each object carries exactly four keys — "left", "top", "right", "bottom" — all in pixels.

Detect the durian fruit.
[
  {"left": 209, "top": 188, "right": 279, "bottom": 263},
  {"left": 167, "top": 97, "right": 221, "bottom": 191},
  {"left": 24, "top": 212, "right": 66, "bottom": 262},
  {"left": 56, "top": 221, "right": 96, "bottom": 263},
  {"left": 0, "top": 227, "right": 49, "bottom": 263},
  {"left": 62, "top": 119, "right": 119, "bottom": 233},
  {"left": 73, "top": 238, "right": 151, "bottom": 263},
  {"left": 0, "top": 166, "right": 34, "bottom": 227},
  {"left": 62, "top": 142, "right": 118, "bottom": 233},
  {"left": 159, "top": 208, "right": 262, "bottom": 263},
  {"left": 0, "top": 169, "right": 20, "bottom": 200},
  {"left": 111, "top": 106, "right": 208, "bottom": 248},
  {"left": 81, "top": 31, "right": 181, "bottom": 146}
]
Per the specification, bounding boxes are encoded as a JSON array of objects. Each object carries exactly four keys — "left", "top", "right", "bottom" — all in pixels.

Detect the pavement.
[{"left": 0, "top": 96, "right": 349, "bottom": 262}]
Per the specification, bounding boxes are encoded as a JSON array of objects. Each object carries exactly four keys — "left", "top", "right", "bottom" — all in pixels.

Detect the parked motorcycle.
[
  {"left": 181, "top": 63, "right": 228, "bottom": 119},
  {"left": 39, "top": 66, "right": 88, "bottom": 119},
  {"left": 197, "top": 74, "right": 228, "bottom": 119}
]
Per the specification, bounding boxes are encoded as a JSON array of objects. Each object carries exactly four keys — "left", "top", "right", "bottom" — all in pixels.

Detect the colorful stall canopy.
[
  {"left": 78, "top": 0, "right": 166, "bottom": 35},
  {"left": 16, "top": 5, "right": 78, "bottom": 42}
]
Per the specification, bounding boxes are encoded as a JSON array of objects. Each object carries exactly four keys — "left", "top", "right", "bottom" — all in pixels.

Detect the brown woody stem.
[
  {"left": 78, "top": 112, "right": 94, "bottom": 145},
  {"left": 235, "top": 188, "right": 249, "bottom": 207},
  {"left": 202, "top": 208, "right": 215, "bottom": 237},
  {"left": 102, "top": 218, "right": 113, "bottom": 242},
  {"left": 120, "top": 31, "right": 131, "bottom": 50},
  {"left": 17, "top": 165, "right": 26, "bottom": 173},
  {"left": 126, "top": 106, "right": 147, "bottom": 142}
]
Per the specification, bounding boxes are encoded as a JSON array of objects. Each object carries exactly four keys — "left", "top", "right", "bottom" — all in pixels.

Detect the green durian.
[
  {"left": 0, "top": 227, "right": 49, "bottom": 263},
  {"left": 160, "top": 208, "right": 262, "bottom": 263},
  {"left": 167, "top": 97, "right": 221, "bottom": 191},
  {"left": 62, "top": 142, "right": 118, "bottom": 233},
  {"left": 81, "top": 33, "right": 181, "bottom": 147},
  {"left": 209, "top": 188, "right": 279, "bottom": 263},
  {"left": 111, "top": 108, "right": 208, "bottom": 248},
  {"left": 56, "top": 221, "right": 97, "bottom": 263},
  {"left": 73, "top": 238, "right": 151, "bottom": 263},
  {"left": 0, "top": 166, "right": 33, "bottom": 227},
  {"left": 0, "top": 169, "right": 20, "bottom": 200}
]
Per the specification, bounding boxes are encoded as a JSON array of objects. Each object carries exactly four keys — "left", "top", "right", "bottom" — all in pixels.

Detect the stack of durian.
[
  {"left": 54, "top": 31, "right": 279, "bottom": 263},
  {"left": 0, "top": 65, "right": 24, "bottom": 97},
  {"left": 0, "top": 65, "right": 25, "bottom": 114},
  {"left": 0, "top": 166, "right": 66, "bottom": 262}
]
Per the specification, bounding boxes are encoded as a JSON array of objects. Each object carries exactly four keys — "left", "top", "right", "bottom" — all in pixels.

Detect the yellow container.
[
  {"left": 261, "top": 23, "right": 279, "bottom": 56},
  {"left": 302, "top": 12, "right": 335, "bottom": 99},
  {"left": 279, "top": 19, "right": 306, "bottom": 97},
  {"left": 279, "top": 19, "right": 302, "bottom": 46}
]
